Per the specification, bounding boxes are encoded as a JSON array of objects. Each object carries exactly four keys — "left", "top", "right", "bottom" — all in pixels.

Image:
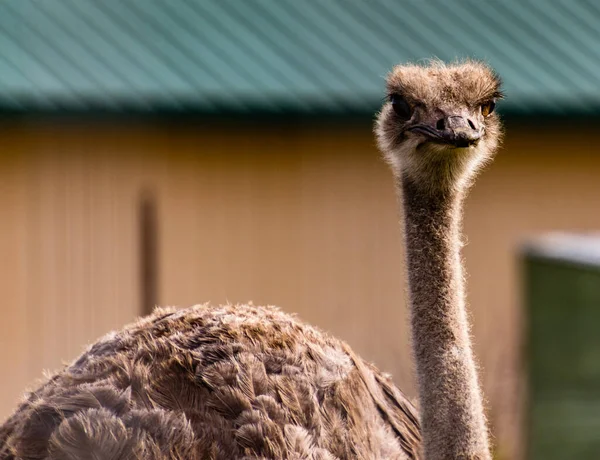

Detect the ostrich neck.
[{"left": 401, "top": 176, "right": 490, "bottom": 460}]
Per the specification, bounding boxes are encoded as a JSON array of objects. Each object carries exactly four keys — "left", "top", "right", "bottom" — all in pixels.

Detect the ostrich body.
[
  {"left": 0, "top": 61, "right": 502, "bottom": 460},
  {"left": 0, "top": 305, "right": 420, "bottom": 459}
]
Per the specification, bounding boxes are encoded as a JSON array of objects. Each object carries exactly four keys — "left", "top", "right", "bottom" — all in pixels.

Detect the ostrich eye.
[
  {"left": 481, "top": 99, "right": 496, "bottom": 117},
  {"left": 389, "top": 94, "right": 412, "bottom": 119}
]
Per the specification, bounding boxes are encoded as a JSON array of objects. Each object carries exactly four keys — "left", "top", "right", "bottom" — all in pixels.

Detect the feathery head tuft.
[{"left": 375, "top": 59, "right": 504, "bottom": 194}]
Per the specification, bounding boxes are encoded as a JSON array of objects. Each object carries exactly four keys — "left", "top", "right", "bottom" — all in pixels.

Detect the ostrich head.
[{"left": 375, "top": 60, "right": 503, "bottom": 194}]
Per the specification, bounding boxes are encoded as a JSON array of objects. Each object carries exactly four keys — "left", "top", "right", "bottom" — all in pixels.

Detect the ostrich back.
[{"left": 0, "top": 304, "right": 421, "bottom": 459}]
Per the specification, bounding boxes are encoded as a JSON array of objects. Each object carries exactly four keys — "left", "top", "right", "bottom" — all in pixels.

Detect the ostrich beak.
[{"left": 409, "top": 116, "right": 481, "bottom": 148}]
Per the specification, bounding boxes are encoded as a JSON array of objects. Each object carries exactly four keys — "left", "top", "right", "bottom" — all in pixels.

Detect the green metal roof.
[{"left": 1, "top": 0, "right": 599, "bottom": 115}]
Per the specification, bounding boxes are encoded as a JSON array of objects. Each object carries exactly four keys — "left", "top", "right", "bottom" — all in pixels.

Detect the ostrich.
[{"left": 0, "top": 60, "right": 502, "bottom": 459}]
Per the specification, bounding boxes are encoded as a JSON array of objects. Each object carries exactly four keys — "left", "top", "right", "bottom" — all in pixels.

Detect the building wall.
[{"left": 0, "top": 118, "right": 599, "bottom": 457}]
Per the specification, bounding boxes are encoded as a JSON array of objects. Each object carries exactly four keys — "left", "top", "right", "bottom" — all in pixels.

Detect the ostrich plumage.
[{"left": 0, "top": 305, "right": 420, "bottom": 459}]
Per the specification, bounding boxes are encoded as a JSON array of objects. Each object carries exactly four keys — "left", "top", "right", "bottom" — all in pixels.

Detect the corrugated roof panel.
[{"left": 0, "top": 0, "right": 598, "bottom": 115}]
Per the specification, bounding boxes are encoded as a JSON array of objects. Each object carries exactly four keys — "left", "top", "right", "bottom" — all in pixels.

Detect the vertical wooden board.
[
  {"left": 0, "top": 150, "right": 28, "bottom": 418},
  {"left": 0, "top": 123, "right": 142, "bottom": 420},
  {"left": 21, "top": 128, "right": 141, "bottom": 367}
]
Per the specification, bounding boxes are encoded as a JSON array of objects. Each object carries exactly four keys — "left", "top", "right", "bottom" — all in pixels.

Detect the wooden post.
[{"left": 140, "top": 189, "right": 159, "bottom": 317}]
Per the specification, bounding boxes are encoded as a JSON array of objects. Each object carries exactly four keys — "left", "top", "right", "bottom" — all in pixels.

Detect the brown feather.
[{"left": 0, "top": 304, "right": 421, "bottom": 459}]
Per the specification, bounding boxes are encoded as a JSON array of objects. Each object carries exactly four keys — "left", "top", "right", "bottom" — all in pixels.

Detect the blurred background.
[{"left": 1, "top": 1, "right": 600, "bottom": 458}]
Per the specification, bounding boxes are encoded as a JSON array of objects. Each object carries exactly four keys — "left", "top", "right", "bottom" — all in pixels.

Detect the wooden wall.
[{"left": 0, "top": 118, "right": 599, "bottom": 458}]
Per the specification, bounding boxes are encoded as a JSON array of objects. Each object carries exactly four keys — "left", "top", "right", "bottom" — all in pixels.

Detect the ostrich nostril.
[
  {"left": 436, "top": 118, "right": 445, "bottom": 130},
  {"left": 467, "top": 119, "right": 476, "bottom": 130}
]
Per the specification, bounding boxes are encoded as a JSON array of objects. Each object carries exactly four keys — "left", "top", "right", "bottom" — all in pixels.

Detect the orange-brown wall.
[{"left": 0, "top": 119, "right": 599, "bottom": 458}]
